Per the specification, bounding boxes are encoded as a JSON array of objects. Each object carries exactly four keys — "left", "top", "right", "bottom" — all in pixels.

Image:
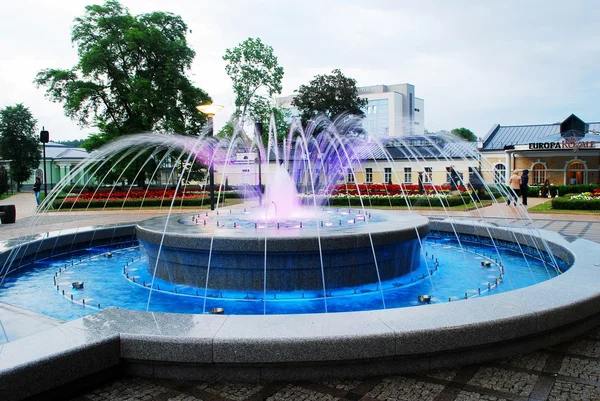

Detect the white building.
[
  {"left": 358, "top": 84, "right": 424, "bottom": 137},
  {"left": 277, "top": 83, "right": 425, "bottom": 137}
]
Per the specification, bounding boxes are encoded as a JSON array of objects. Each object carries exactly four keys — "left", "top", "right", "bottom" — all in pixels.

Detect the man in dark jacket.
[{"left": 520, "top": 169, "right": 529, "bottom": 206}]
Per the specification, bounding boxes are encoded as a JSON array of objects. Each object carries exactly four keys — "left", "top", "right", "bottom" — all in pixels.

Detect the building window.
[
  {"left": 365, "top": 168, "right": 373, "bottom": 184},
  {"left": 384, "top": 167, "right": 392, "bottom": 184},
  {"left": 532, "top": 163, "right": 546, "bottom": 185},
  {"left": 403, "top": 167, "right": 412, "bottom": 184},
  {"left": 424, "top": 167, "right": 433, "bottom": 183},
  {"left": 494, "top": 164, "right": 506, "bottom": 185},
  {"left": 567, "top": 161, "right": 585, "bottom": 184},
  {"left": 347, "top": 168, "right": 355, "bottom": 183}
]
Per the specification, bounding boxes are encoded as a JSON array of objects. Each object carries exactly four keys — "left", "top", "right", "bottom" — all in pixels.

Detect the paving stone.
[
  {"left": 454, "top": 391, "right": 509, "bottom": 401},
  {"left": 566, "top": 339, "right": 600, "bottom": 358},
  {"left": 195, "top": 382, "right": 263, "bottom": 400},
  {"left": 83, "top": 377, "right": 169, "bottom": 401},
  {"left": 365, "top": 376, "right": 444, "bottom": 400},
  {"left": 559, "top": 356, "right": 600, "bottom": 381},
  {"left": 467, "top": 366, "right": 537, "bottom": 397},
  {"left": 265, "top": 384, "right": 339, "bottom": 401},
  {"left": 167, "top": 394, "right": 206, "bottom": 401},
  {"left": 499, "top": 351, "right": 549, "bottom": 371},
  {"left": 319, "top": 379, "right": 362, "bottom": 391},
  {"left": 424, "top": 368, "right": 458, "bottom": 382},
  {"left": 548, "top": 378, "right": 600, "bottom": 401}
]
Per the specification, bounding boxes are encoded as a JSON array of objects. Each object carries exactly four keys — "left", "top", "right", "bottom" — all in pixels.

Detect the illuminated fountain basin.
[
  {"left": 2, "top": 217, "right": 600, "bottom": 401},
  {"left": 136, "top": 209, "right": 429, "bottom": 292}
]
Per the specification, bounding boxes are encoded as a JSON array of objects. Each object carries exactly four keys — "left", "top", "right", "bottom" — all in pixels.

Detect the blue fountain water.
[{"left": 0, "top": 234, "right": 567, "bottom": 321}]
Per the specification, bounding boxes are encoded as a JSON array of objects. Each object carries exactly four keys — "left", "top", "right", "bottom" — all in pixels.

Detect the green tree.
[
  {"left": 223, "top": 37, "right": 284, "bottom": 124},
  {"left": 291, "top": 69, "right": 368, "bottom": 125},
  {"left": 56, "top": 139, "right": 85, "bottom": 148},
  {"left": 451, "top": 127, "right": 477, "bottom": 142},
  {"left": 0, "top": 104, "right": 40, "bottom": 190},
  {"left": 35, "top": 0, "right": 211, "bottom": 151}
]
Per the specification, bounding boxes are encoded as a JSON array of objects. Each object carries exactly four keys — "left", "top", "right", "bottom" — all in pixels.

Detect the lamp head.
[{"left": 196, "top": 103, "right": 224, "bottom": 117}]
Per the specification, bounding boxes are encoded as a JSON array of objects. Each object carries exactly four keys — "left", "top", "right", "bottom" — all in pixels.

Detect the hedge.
[
  {"left": 551, "top": 197, "right": 600, "bottom": 211},
  {"left": 327, "top": 195, "right": 468, "bottom": 207},
  {"left": 530, "top": 184, "right": 600, "bottom": 198}
]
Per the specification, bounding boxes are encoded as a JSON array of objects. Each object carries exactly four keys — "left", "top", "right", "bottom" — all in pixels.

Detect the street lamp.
[
  {"left": 196, "top": 103, "right": 223, "bottom": 210},
  {"left": 39, "top": 127, "right": 50, "bottom": 197}
]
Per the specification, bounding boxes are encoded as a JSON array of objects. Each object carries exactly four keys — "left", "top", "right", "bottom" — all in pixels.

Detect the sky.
[{"left": 1, "top": 0, "right": 599, "bottom": 141}]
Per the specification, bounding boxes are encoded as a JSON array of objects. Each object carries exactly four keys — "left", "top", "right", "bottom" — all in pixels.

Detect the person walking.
[
  {"left": 507, "top": 170, "right": 521, "bottom": 206},
  {"left": 520, "top": 169, "right": 530, "bottom": 206},
  {"left": 32, "top": 177, "right": 41, "bottom": 206}
]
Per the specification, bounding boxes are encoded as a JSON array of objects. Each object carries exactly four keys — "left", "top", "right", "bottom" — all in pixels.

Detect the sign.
[{"left": 528, "top": 137, "right": 597, "bottom": 153}]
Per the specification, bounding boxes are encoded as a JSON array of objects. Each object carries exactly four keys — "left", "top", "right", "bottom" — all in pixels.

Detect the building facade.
[
  {"left": 0, "top": 142, "right": 90, "bottom": 191},
  {"left": 277, "top": 83, "right": 425, "bottom": 138},
  {"left": 479, "top": 114, "right": 600, "bottom": 186}
]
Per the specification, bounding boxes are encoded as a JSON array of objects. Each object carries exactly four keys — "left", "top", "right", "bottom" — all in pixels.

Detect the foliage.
[
  {"left": 0, "top": 104, "right": 40, "bottom": 189},
  {"left": 223, "top": 37, "right": 284, "bottom": 124},
  {"left": 325, "top": 195, "right": 467, "bottom": 208},
  {"left": 35, "top": 0, "right": 211, "bottom": 151},
  {"left": 53, "top": 189, "right": 241, "bottom": 209},
  {"left": 292, "top": 69, "right": 368, "bottom": 124},
  {"left": 451, "top": 127, "right": 477, "bottom": 142},
  {"left": 331, "top": 183, "right": 463, "bottom": 196},
  {"left": 56, "top": 139, "right": 85, "bottom": 148},
  {"left": 551, "top": 196, "right": 600, "bottom": 211}
]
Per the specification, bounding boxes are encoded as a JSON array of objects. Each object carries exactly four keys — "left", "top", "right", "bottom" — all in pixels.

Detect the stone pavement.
[{"left": 1, "top": 192, "right": 600, "bottom": 401}]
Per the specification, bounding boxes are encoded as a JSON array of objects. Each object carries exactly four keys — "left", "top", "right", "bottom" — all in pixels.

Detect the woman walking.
[{"left": 507, "top": 170, "right": 521, "bottom": 206}]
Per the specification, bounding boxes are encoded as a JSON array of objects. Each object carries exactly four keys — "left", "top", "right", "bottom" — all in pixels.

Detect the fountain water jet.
[{"left": 2, "top": 115, "right": 600, "bottom": 393}]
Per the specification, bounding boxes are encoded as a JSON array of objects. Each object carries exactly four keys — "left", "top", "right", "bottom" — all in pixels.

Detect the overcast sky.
[{"left": 1, "top": 0, "right": 599, "bottom": 141}]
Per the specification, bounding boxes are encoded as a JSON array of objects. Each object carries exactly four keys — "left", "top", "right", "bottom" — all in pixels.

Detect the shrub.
[{"left": 551, "top": 196, "right": 600, "bottom": 211}]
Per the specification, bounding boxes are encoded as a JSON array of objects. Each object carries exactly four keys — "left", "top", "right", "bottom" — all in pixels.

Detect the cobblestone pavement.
[
  {"left": 64, "top": 326, "right": 600, "bottom": 401},
  {"left": 3, "top": 193, "right": 600, "bottom": 401}
]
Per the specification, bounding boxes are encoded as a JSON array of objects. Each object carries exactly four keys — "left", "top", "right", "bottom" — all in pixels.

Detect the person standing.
[
  {"left": 507, "top": 170, "right": 521, "bottom": 206},
  {"left": 520, "top": 169, "right": 530, "bottom": 206},
  {"left": 32, "top": 177, "right": 41, "bottom": 206}
]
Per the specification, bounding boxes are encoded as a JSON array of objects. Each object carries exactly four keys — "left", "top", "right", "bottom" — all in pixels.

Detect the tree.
[
  {"left": 291, "top": 69, "right": 368, "bottom": 124},
  {"left": 56, "top": 139, "right": 85, "bottom": 148},
  {"left": 0, "top": 104, "right": 41, "bottom": 190},
  {"left": 451, "top": 127, "right": 477, "bottom": 142},
  {"left": 35, "top": 0, "right": 211, "bottom": 152},
  {"left": 223, "top": 37, "right": 284, "bottom": 124}
]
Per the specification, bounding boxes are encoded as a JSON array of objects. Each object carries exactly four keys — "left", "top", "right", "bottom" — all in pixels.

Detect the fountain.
[{"left": 1, "top": 116, "right": 600, "bottom": 400}]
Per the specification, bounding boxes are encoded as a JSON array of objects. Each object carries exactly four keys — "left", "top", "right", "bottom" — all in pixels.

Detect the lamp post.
[
  {"left": 39, "top": 127, "right": 50, "bottom": 197},
  {"left": 196, "top": 103, "right": 223, "bottom": 210}
]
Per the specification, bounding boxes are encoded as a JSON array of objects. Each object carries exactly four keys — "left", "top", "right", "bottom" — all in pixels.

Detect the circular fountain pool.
[{"left": 0, "top": 211, "right": 567, "bottom": 321}]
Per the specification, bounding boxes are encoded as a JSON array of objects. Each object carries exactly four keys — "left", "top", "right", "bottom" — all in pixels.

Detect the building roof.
[
  {"left": 44, "top": 142, "right": 89, "bottom": 160},
  {"left": 481, "top": 114, "right": 600, "bottom": 151}
]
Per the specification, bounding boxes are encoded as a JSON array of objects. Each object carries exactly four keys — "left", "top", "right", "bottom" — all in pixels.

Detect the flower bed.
[
  {"left": 52, "top": 189, "right": 242, "bottom": 209},
  {"left": 551, "top": 189, "right": 600, "bottom": 211},
  {"left": 330, "top": 183, "right": 465, "bottom": 196}
]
